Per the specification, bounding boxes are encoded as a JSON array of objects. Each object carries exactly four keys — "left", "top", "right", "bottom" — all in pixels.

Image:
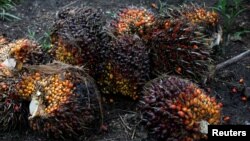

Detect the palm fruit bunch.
[
  {"left": 109, "top": 7, "right": 155, "bottom": 41},
  {"left": 0, "top": 40, "right": 31, "bottom": 133},
  {"left": 19, "top": 63, "right": 101, "bottom": 139},
  {"left": 0, "top": 80, "right": 30, "bottom": 132},
  {"left": 139, "top": 75, "right": 222, "bottom": 140},
  {"left": 150, "top": 4, "right": 221, "bottom": 82},
  {"left": 50, "top": 7, "right": 105, "bottom": 73},
  {"left": 96, "top": 35, "right": 150, "bottom": 100},
  {"left": 7, "top": 38, "right": 51, "bottom": 69},
  {"left": 1, "top": 38, "right": 30, "bottom": 132}
]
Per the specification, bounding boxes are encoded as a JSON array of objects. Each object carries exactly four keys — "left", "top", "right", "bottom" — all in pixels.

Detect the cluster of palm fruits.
[
  {"left": 0, "top": 3, "right": 223, "bottom": 140},
  {"left": 41, "top": 74, "right": 74, "bottom": 115},
  {"left": 50, "top": 7, "right": 105, "bottom": 74},
  {"left": 0, "top": 38, "right": 51, "bottom": 70},
  {"left": 109, "top": 7, "right": 155, "bottom": 40},
  {"left": 24, "top": 64, "right": 101, "bottom": 139},
  {"left": 15, "top": 72, "right": 41, "bottom": 100},
  {"left": 139, "top": 75, "right": 222, "bottom": 140},
  {"left": 96, "top": 35, "right": 150, "bottom": 100},
  {"left": 9, "top": 39, "right": 50, "bottom": 68}
]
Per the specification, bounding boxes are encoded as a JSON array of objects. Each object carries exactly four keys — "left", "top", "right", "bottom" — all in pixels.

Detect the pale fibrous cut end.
[
  {"left": 29, "top": 91, "right": 47, "bottom": 120},
  {"left": 199, "top": 120, "right": 210, "bottom": 134}
]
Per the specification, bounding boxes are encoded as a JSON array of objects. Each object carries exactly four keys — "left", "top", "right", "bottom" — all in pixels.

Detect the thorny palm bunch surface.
[
  {"left": 0, "top": 95, "right": 29, "bottom": 132},
  {"left": 139, "top": 75, "right": 222, "bottom": 140},
  {"left": 0, "top": 75, "right": 29, "bottom": 132},
  {"left": 18, "top": 63, "right": 101, "bottom": 139},
  {"left": 50, "top": 7, "right": 106, "bottom": 75},
  {"left": 96, "top": 34, "right": 150, "bottom": 100},
  {"left": 150, "top": 18, "right": 213, "bottom": 82}
]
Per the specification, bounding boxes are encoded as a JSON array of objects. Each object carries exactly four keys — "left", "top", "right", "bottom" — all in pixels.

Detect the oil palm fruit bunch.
[
  {"left": 0, "top": 45, "right": 30, "bottom": 132},
  {"left": 149, "top": 3, "right": 222, "bottom": 82},
  {"left": 23, "top": 63, "right": 101, "bottom": 139},
  {"left": 109, "top": 7, "right": 155, "bottom": 41},
  {"left": 50, "top": 7, "right": 105, "bottom": 73},
  {"left": 96, "top": 35, "right": 150, "bottom": 100},
  {"left": 0, "top": 80, "right": 29, "bottom": 132},
  {"left": 150, "top": 21, "right": 214, "bottom": 82},
  {"left": 139, "top": 75, "right": 222, "bottom": 140},
  {"left": 7, "top": 38, "right": 51, "bottom": 70}
]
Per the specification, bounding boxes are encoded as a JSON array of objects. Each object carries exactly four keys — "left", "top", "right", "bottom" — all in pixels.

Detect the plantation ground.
[{"left": 0, "top": 0, "right": 250, "bottom": 141}]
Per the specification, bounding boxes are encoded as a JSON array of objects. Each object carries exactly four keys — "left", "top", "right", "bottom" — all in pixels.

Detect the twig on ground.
[
  {"left": 119, "top": 114, "right": 132, "bottom": 131},
  {"left": 215, "top": 50, "right": 250, "bottom": 71},
  {"left": 61, "top": 0, "right": 80, "bottom": 9},
  {"left": 131, "top": 128, "right": 136, "bottom": 139}
]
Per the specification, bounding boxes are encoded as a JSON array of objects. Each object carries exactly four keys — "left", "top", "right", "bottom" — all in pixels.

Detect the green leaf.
[
  {"left": 234, "top": 30, "right": 250, "bottom": 37},
  {"left": 234, "top": 8, "right": 248, "bottom": 18},
  {"left": 1, "top": 12, "right": 20, "bottom": 20}
]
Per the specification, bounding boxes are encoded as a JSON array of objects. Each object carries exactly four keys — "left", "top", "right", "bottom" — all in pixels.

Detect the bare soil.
[{"left": 0, "top": 0, "right": 250, "bottom": 141}]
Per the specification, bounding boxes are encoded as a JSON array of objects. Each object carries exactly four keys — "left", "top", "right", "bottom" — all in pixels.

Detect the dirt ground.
[{"left": 0, "top": 0, "right": 250, "bottom": 141}]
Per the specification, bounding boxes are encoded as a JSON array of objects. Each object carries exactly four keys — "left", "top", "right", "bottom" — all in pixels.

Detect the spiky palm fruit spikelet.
[
  {"left": 8, "top": 39, "right": 51, "bottom": 69},
  {"left": 50, "top": 7, "right": 105, "bottom": 73},
  {"left": 150, "top": 15, "right": 214, "bottom": 82},
  {"left": 0, "top": 80, "right": 29, "bottom": 132},
  {"left": 24, "top": 63, "right": 101, "bottom": 139},
  {"left": 139, "top": 75, "right": 221, "bottom": 140},
  {"left": 96, "top": 35, "right": 150, "bottom": 100},
  {"left": 109, "top": 7, "right": 155, "bottom": 41}
]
